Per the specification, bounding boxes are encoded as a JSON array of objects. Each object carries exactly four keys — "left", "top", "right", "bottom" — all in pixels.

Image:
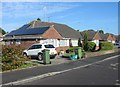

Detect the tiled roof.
[
  {"left": 80, "top": 30, "right": 97, "bottom": 40},
  {"left": 99, "top": 33, "right": 109, "bottom": 40},
  {"left": 99, "top": 33, "right": 116, "bottom": 41},
  {"left": 6, "top": 20, "right": 82, "bottom": 39}
]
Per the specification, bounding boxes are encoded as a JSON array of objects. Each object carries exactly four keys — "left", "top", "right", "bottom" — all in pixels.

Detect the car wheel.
[
  {"left": 38, "top": 54, "right": 43, "bottom": 60},
  {"left": 23, "top": 53, "right": 27, "bottom": 57},
  {"left": 51, "top": 54, "right": 57, "bottom": 59}
]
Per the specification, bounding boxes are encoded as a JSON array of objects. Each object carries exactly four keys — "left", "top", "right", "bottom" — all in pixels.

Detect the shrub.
[
  {"left": 99, "top": 42, "right": 114, "bottom": 50},
  {"left": 1, "top": 45, "right": 30, "bottom": 71},
  {"left": 87, "top": 42, "right": 96, "bottom": 51},
  {"left": 78, "top": 38, "right": 82, "bottom": 47},
  {"left": 67, "top": 46, "right": 78, "bottom": 53},
  {"left": 65, "top": 47, "right": 85, "bottom": 58},
  {"left": 83, "top": 31, "right": 88, "bottom": 51}
]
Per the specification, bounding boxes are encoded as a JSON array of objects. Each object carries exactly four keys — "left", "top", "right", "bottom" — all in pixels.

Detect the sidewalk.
[
  {"left": 2, "top": 51, "right": 119, "bottom": 85},
  {"left": 86, "top": 48, "right": 119, "bottom": 58}
]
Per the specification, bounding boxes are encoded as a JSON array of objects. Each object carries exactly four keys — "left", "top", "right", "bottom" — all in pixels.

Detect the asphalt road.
[
  {"left": 22, "top": 53, "right": 119, "bottom": 85},
  {"left": 2, "top": 52, "right": 120, "bottom": 86}
]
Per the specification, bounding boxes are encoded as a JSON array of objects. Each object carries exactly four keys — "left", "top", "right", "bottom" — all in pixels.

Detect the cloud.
[{"left": 2, "top": 2, "right": 79, "bottom": 19}]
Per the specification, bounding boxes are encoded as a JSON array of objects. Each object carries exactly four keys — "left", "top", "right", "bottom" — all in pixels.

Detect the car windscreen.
[
  {"left": 44, "top": 44, "right": 55, "bottom": 48},
  {"left": 29, "top": 45, "right": 42, "bottom": 50}
]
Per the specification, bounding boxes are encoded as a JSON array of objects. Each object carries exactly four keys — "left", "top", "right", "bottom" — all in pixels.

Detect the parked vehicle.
[
  {"left": 114, "top": 43, "right": 120, "bottom": 48},
  {"left": 23, "top": 43, "right": 57, "bottom": 60}
]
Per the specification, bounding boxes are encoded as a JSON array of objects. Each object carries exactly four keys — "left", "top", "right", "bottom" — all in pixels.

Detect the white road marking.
[
  {"left": 110, "top": 63, "right": 119, "bottom": 67},
  {"left": 115, "top": 83, "right": 120, "bottom": 85},
  {"left": 116, "top": 80, "right": 119, "bottom": 82},
  {"left": 2, "top": 55, "right": 120, "bottom": 86}
]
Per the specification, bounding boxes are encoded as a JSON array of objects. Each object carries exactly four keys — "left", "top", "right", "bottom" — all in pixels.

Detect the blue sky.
[{"left": 1, "top": 2, "right": 118, "bottom": 35}]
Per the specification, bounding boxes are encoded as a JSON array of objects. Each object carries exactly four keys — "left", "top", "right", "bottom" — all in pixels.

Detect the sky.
[{"left": 1, "top": 2, "right": 118, "bottom": 35}]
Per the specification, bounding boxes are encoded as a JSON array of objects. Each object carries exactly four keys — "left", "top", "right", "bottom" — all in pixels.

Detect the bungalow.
[
  {"left": 99, "top": 33, "right": 116, "bottom": 44},
  {"left": 3, "top": 19, "right": 82, "bottom": 52},
  {"left": 80, "top": 30, "right": 102, "bottom": 49}
]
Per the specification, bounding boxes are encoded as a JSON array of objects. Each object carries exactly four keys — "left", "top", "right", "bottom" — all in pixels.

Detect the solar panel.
[{"left": 6, "top": 26, "right": 49, "bottom": 36}]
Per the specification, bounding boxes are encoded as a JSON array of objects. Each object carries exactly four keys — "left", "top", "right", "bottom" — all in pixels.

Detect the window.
[
  {"left": 29, "top": 45, "right": 42, "bottom": 50},
  {"left": 16, "top": 40, "right": 21, "bottom": 45},
  {"left": 44, "top": 44, "right": 55, "bottom": 48},
  {"left": 29, "top": 45, "right": 35, "bottom": 50},
  {"left": 60, "top": 40, "right": 67, "bottom": 46},
  {"left": 35, "top": 45, "right": 42, "bottom": 49}
]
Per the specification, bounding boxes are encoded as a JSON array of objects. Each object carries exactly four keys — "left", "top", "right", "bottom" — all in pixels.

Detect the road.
[
  {"left": 2, "top": 52, "right": 119, "bottom": 86},
  {"left": 22, "top": 54, "right": 119, "bottom": 85}
]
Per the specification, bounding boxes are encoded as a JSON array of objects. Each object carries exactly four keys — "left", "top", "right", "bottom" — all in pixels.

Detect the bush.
[
  {"left": 67, "top": 46, "right": 79, "bottom": 53},
  {"left": 65, "top": 47, "right": 85, "bottom": 58},
  {"left": 87, "top": 42, "right": 96, "bottom": 51},
  {"left": 1, "top": 45, "right": 30, "bottom": 71},
  {"left": 99, "top": 42, "right": 114, "bottom": 50}
]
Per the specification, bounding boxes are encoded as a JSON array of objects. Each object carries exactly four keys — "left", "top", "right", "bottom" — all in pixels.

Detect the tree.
[
  {"left": 78, "top": 38, "right": 82, "bottom": 47},
  {"left": 0, "top": 27, "right": 6, "bottom": 35},
  {"left": 69, "top": 39, "right": 73, "bottom": 47},
  {"left": 83, "top": 31, "right": 88, "bottom": 51},
  {"left": 98, "top": 30, "right": 104, "bottom": 34},
  {"left": 37, "top": 18, "right": 41, "bottom": 21}
]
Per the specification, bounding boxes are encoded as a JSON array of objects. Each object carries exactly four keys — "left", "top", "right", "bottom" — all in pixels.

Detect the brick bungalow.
[
  {"left": 99, "top": 33, "right": 116, "bottom": 44},
  {"left": 3, "top": 19, "right": 82, "bottom": 52},
  {"left": 80, "top": 30, "right": 102, "bottom": 49}
]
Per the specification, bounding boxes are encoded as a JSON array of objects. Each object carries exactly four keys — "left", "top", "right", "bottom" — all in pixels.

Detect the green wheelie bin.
[
  {"left": 42, "top": 49, "right": 51, "bottom": 64},
  {"left": 75, "top": 47, "right": 82, "bottom": 59}
]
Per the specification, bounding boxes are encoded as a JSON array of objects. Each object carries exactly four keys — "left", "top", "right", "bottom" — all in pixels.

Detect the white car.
[
  {"left": 23, "top": 43, "right": 57, "bottom": 60},
  {"left": 114, "top": 43, "right": 120, "bottom": 48}
]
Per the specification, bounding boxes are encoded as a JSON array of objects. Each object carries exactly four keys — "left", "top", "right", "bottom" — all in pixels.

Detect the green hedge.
[
  {"left": 100, "top": 42, "right": 114, "bottom": 50},
  {"left": 67, "top": 46, "right": 85, "bottom": 53},
  {"left": 87, "top": 41, "right": 96, "bottom": 51},
  {"left": 67, "top": 46, "right": 78, "bottom": 52},
  {"left": 1, "top": 45, "right": 30, "bottom": 71}
]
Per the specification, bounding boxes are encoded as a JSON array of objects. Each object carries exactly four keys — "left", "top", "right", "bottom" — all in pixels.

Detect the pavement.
[{"left": 1, "top": 49, "right": 120, "bottom": 86}]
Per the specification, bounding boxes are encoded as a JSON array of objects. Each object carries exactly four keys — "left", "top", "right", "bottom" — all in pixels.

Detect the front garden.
[
  {"left": 1, "top": 45, "right": 37, "bottom": 72},
  {"left": 63, "top": 41, "right": 115, "bottom": 59},
  {"left": 0, "top": 41, "right": 117, "bottom": 72}
]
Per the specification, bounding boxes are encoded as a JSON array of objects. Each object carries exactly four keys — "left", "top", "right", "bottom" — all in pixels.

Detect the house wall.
[
  {"left": 59, "top": 39, "right": 69, "bottom": 47},
  {"left": 107, "top": 34, "right": 116, "bottom": 44},
  {"left": 92, "top": 40, "right": 99, "bottom": 47},
  {"left": 40, "top": 39, "right": 70, "bottom": 47},
  {"left": 42, "top": 27, "right": 63, "bottom": 39},
  {"left": 71, "top": 39, "right": 78, "bottom": 46},
  {"left": 92, "top": 40, "right": 100, "bottom": 50},
  {"left": 4, "top": 38, "right": 80, "bottom": 53},
  {"left": 40, "top": 39, "right": 59, "bottom": 47},
  {"left": 40, "top": 39, "right": 79, "bottom": 52},
  {"left": 112, "top": 41, "right": 115, "bottom": 44}
]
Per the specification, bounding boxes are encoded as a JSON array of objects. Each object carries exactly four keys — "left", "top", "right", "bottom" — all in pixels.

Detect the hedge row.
[
  {"left": 99, "top": 42, "right": 114, "bottom": 50},
  {"left": 1, "top": 45, "right": 30, "bottom": 71}
]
